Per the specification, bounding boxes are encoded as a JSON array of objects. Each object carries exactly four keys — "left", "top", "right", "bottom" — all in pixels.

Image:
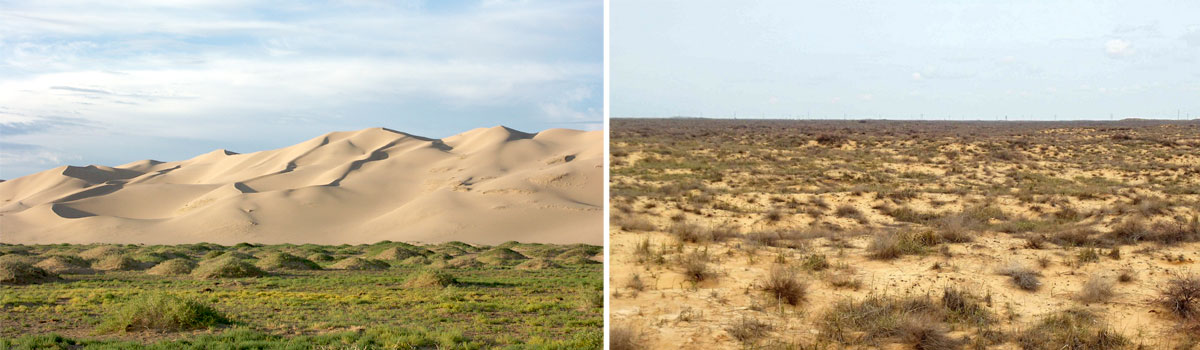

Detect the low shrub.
[{"left": 95, "top": 293, "right": 229, "bottom": 333}]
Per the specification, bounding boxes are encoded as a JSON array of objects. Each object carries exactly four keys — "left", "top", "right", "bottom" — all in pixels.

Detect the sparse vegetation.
[{"left": 610, "top": 119, "right": 1199, "bottom": 348}]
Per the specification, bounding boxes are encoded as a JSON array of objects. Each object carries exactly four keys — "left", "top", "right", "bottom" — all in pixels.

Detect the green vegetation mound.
[
  {"left": 78, "top": 245, "right": 123, "bottom": 260},
  {"left": 553, "top": 248, "right": 601, "bottom": 265},
  {"left": 34, "top": 255, "right": 94, "bottom": 274},
  {"left": 515, "top": 258, "right": 562, "bottom": 270},
  {"left": 254, "top": 252, "right": 321, "bottom": 271},
  {"left": 0, "top": 260, "right": 60, "bottom": 285},
  {"left": 96, "top": 293, "right": 230, "bottom": 333},
  {"left": 191, "top": 257, "right": 267, "bottom": 279},
  {"left": 476, "top": 247, "right": 529, "bottom": 266},
  {"left": 306, "top": 253, "right": 335, "bottom": 262},
  {"left": 372, "top": 246, "right": 423, "bottom": 261},
  {"left": 92, "top": 255, "right": 141, "bottom": 271},
  {"left": 329, "top": 257, "right": 390, "bottom": 270},
  {"left": 404, "top": 270, "right": 457, "bottom": 288},
  {"left": 433, "top": 255, "right": 481, "bottom": 269},
  {"left": 147, "top": 258, "right": 197, "bottom": 275},
  {"left": 399, "top": 256, "right": 430, "bottom": 265}
]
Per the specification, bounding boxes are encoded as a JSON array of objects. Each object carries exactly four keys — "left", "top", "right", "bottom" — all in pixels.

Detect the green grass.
[{"left": 0, "top": 242, "right": 602, "bottom": 349}]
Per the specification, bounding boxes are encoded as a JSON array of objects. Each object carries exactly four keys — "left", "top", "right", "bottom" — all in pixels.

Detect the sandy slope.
[{"left": 0, "top": 126, "right": 602, "bottom": 245}]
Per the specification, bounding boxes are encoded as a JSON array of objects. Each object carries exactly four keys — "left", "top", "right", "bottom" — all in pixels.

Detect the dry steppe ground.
[{"left": 608, "top": 119, "right": 1200, "bottom": 350}]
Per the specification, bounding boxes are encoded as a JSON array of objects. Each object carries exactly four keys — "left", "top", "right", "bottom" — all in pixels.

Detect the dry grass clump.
[
  {"left": 800, "top": 254, "right": 830, "bottom": 272},
  {"left": 614, "top": 215, "right": 657, "bottom": 232},
  {"left": 762, "top": 267, "right": 807, "bottom": 306},
  {"left": 669, "top": 221, "right": 707, "bottom": 243},
  {"left": 625, "top": 273, "right": 645, "bottom": 292},
  {"left": 191, "top": 256, "right": 267, "bottom": 279},
  {"left": 996, "top": 261, "right": 1042, "bottom": 291},
  {"left": 254, "top": 252, "right": 321, "bottom": 271},
  {"left": 941, "top": 287, "right": 994, "bottom": 327},
  {"left": 677, "top": 250, "right": 713, "bottom": 283},
  {"left": 819, "top": 295, "right": 960, "bottom": 348},
  {"left": 1076, "top": 275, "right": 1116, "bottom": 303},
  {"left": 147, "top": 258, "right": 197, "bottom": 275},
  {"left": 610, "top": 324, "right": 646, "bottom": 350},
  {"left": 670, "top": 221, "right": 737, "bottom": 244},
  {"left": 725, "top": 316, "right": 772, "bottom": 346},
  {"left": 329, "top": 257, "right": 390, "bottom": 270},
  {"left": 1014, "top": 308, "right": 1129, "bottom": 350},
  {"left": 1076, "top": 248, "right": 1101, "bottom": 265},
  {"left": 404, "top": 269, "right": 457, "bottom": 288},
  {"left": 0, "top": 260, "right": 60, "bottom": 285},
  {"left": 834, "top": 205, "right": 867, "bottom": 224},
  {"left": 34, "top": 255, "right": 93, "bottom": 274},
  {"left": 1108, "top": 215, "right": 1200, "bottom": 245},
  {"left": 867, "top": 230, "right": 937, "bottom": 260}
]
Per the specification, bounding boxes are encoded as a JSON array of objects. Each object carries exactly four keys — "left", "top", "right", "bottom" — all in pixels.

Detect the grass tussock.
[{"left": 95, "top": 293, "right": 230, "bottom": 333}]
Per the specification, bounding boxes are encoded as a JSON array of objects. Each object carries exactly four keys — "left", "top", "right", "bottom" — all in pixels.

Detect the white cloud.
[
  {"left": 911, "top": 72, "right": 922, "bottom": 80},
  {"left": 0, "top": 0, "right": 600, "bottom": 178},
  {"left": 1105, "top": 39, "right": 1133, "bottom": 58}
]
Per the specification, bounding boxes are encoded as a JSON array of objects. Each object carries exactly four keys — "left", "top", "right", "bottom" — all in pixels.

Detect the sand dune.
[{"left": 0, "top": 126, "right": 602, "bottom": 245}]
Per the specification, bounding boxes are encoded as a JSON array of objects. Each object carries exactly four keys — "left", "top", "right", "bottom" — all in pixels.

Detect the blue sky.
[
  {"left": 0, "top": 0, "right": 600, "bottom": 179},
  {"left": 612, "top": 1, "right": 1200, "bottom": 120}
]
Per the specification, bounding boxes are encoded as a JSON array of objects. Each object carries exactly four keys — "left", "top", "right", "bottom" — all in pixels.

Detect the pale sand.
[{"left": 0, "top": 126, "right": 602, "bottom": 245}]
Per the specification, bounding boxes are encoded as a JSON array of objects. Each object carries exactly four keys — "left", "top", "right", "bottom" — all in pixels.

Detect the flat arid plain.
[
  {"left": 609, "top": 119, "right": 1200, "bottom": 349},
  {"left": 0, "top": 126, "right": 603, "bottom": 349}
]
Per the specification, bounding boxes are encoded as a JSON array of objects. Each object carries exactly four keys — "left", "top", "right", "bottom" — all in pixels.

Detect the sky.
[
  {"left": 0, "top": 0, "right": 601, "bottom": 179},
  {"left": 612, "top": 0, "right": 1200, "bottom": 120}
]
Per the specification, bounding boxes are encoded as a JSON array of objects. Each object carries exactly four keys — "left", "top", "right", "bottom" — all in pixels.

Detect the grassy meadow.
[{"left": 0, "top": 241, "right": 602, "bottom": 349}]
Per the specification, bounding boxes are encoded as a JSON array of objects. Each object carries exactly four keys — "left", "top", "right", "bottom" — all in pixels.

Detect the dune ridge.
[{"left": 0, "top": 126, "right": 602, "bottom": 245}]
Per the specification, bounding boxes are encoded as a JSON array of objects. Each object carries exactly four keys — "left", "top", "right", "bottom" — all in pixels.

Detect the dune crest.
[{"left": 0, "top": 126, "right": 602, "bottom": 245}]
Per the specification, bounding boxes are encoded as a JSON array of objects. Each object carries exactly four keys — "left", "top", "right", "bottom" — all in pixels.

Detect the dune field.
[{"left": 1, "top": 126, "right": 602, "bottom": 245}]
